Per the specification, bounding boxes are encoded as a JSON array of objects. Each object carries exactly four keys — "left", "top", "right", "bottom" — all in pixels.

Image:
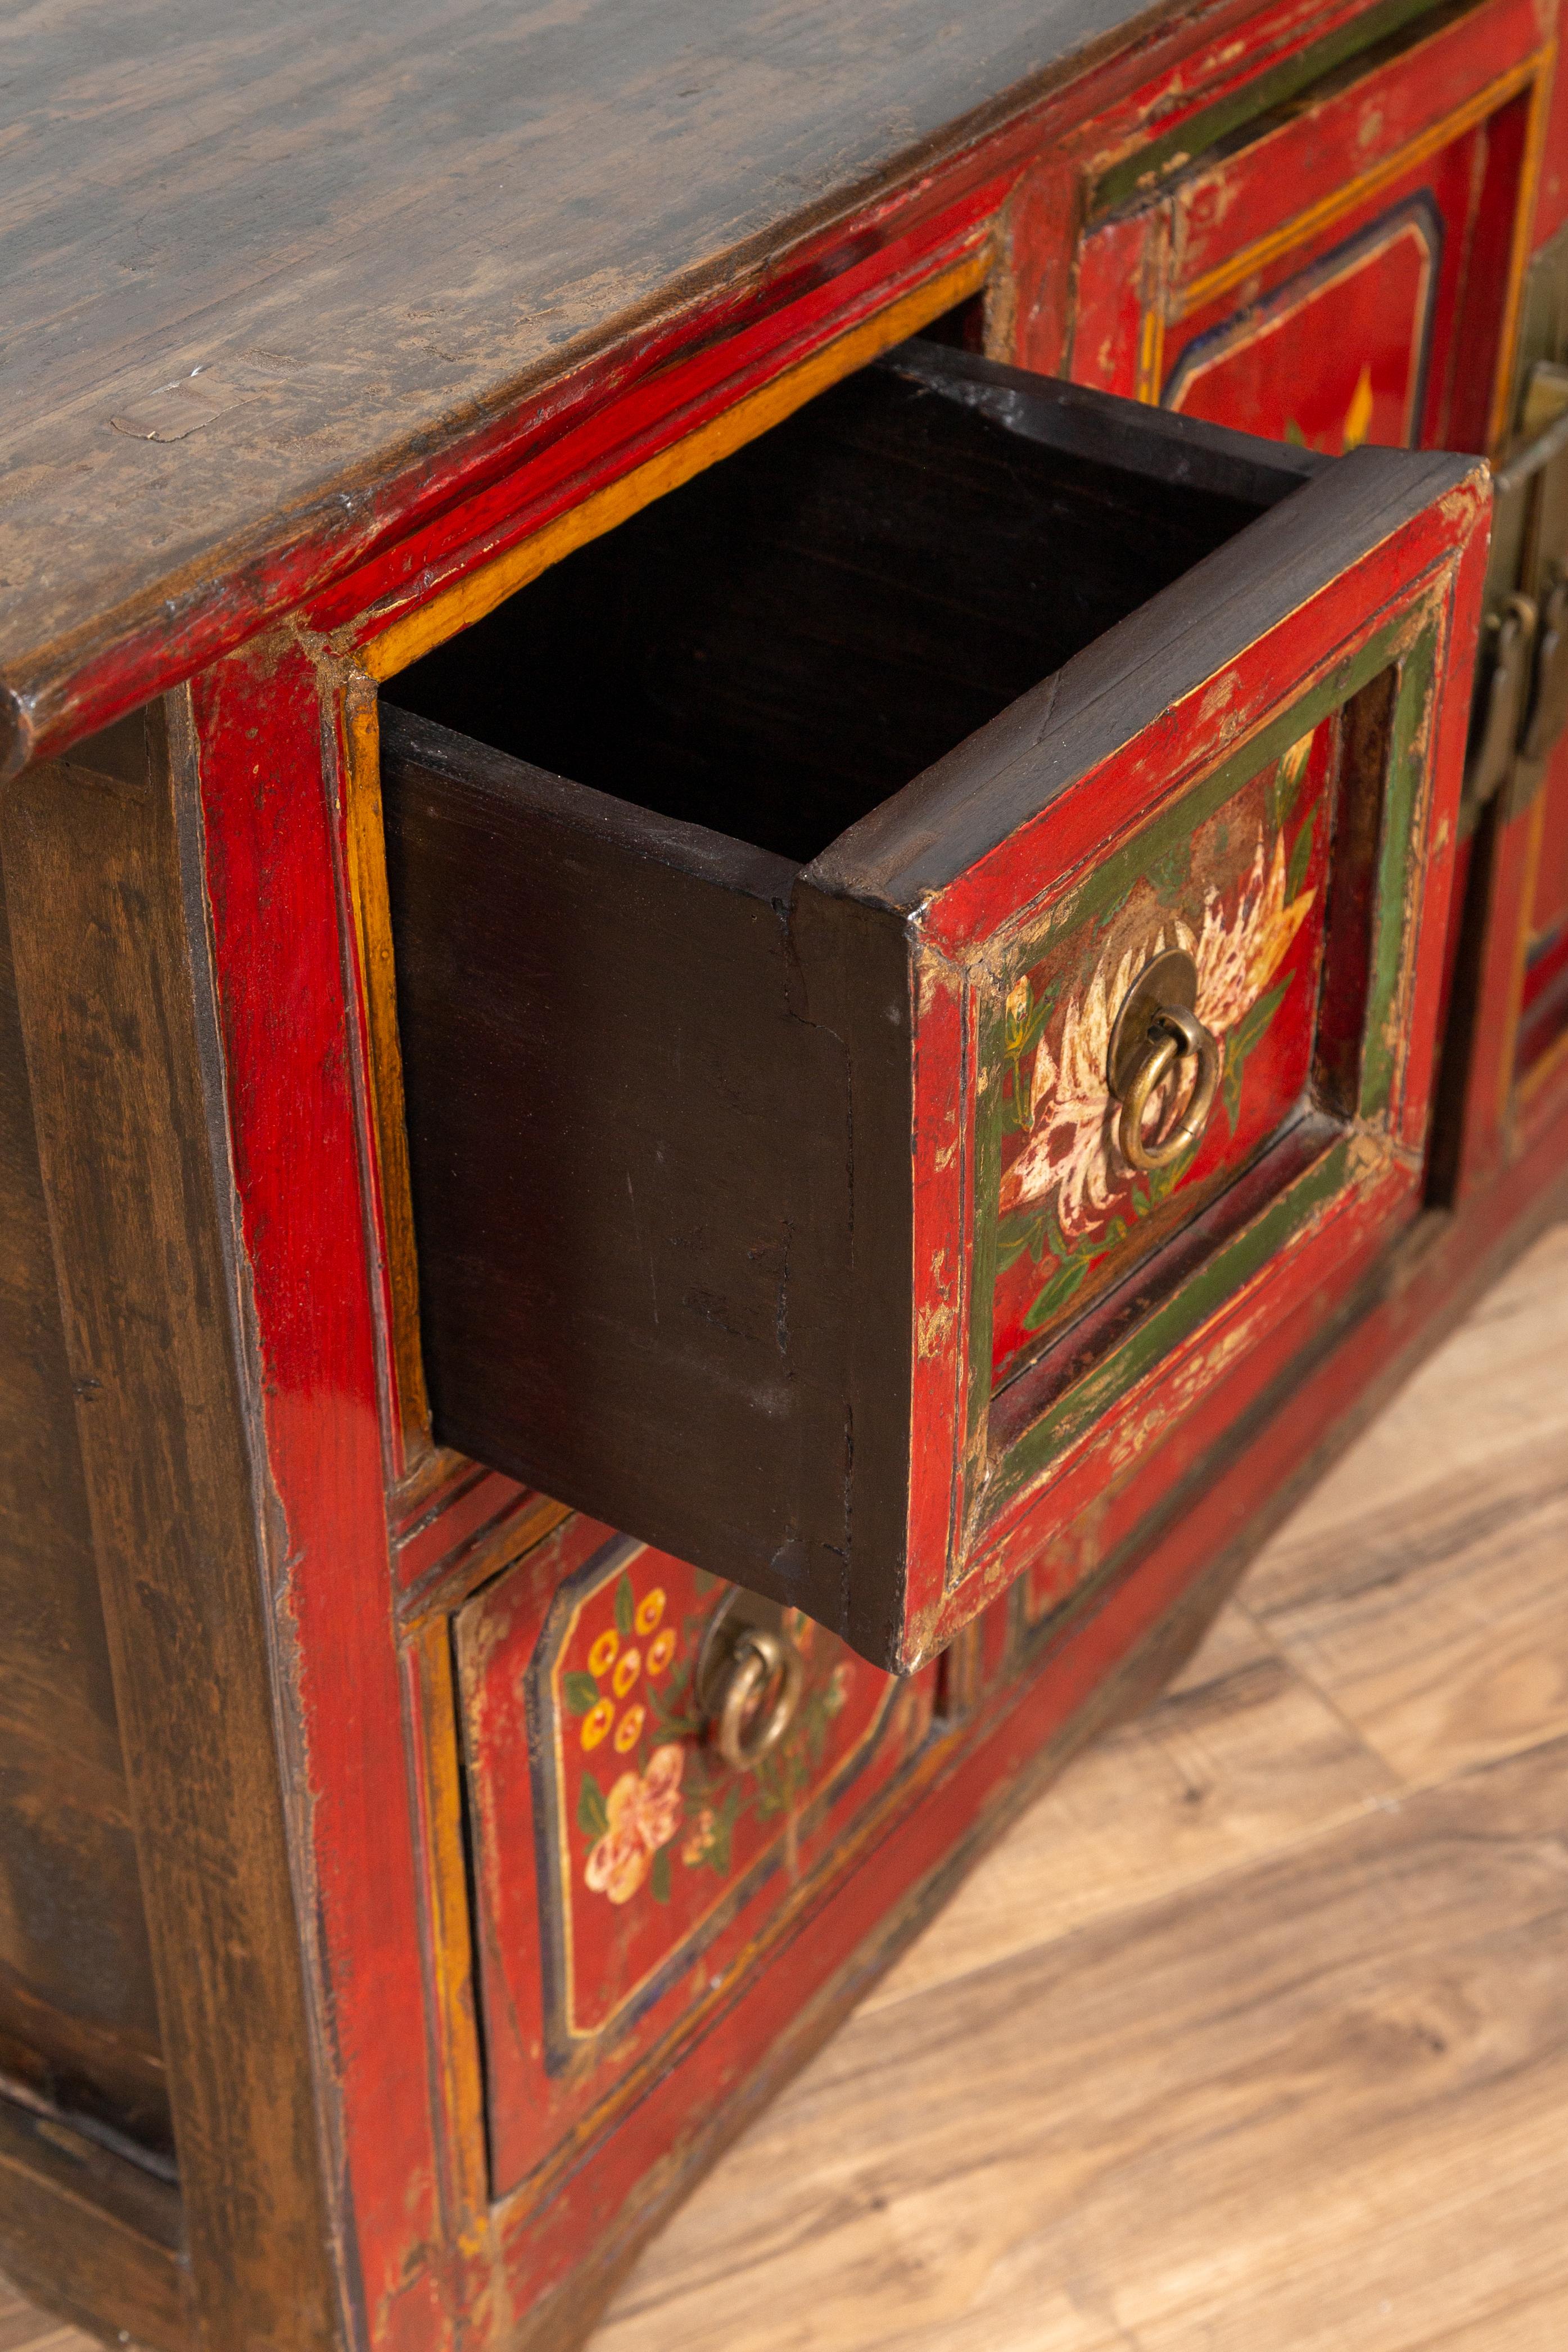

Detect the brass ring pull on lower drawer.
[
  {"left": 696, "top": 1592, "right": 806, "bottom": 1772},
  {"left": 1108, "top": 947, "right": 1222, "bottom": 1173}
]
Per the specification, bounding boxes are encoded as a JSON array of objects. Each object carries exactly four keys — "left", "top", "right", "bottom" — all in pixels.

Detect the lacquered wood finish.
[
  {"left": 1, "top": 2, "right": 1565, "bottom": 2348},
  {"left": 1067, "top": 0, "right": 1553, "bottom": 455}
]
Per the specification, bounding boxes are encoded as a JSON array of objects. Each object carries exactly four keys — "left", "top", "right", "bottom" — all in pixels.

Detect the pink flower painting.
[{"left": 584, "top": 1744, "right": 685, "bottom": 1904}]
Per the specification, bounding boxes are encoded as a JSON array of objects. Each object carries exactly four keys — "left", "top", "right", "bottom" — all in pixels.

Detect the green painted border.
[
  {"left": 959, "top": 607, "right": 1438, "bottom": 1551},
  {"left": 1090, "top": 0, "right": 1470, "bottom": 221}
]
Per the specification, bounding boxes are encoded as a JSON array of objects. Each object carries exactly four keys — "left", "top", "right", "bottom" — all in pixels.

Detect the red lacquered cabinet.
[{"left": 0, "top": 2, "right": 1564, "bottom": 2349}]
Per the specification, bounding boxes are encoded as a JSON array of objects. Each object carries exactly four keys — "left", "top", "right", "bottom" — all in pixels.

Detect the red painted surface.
[
  {"left": 192, "top": 643, "right": 451, "bottom": 2348},
  {"left": 1068, "top": 0, "right": 1549, "bottom": 457},
  {"left": 391, "top": 1466, "right": 530, "bottom": 1602},
  {"left": 161, "top": 1, "right": 1560, "bottom": 2340},
  {"left": 1517, "top": 752, "right": 1568, "bottom": 1082},
  {"left": 894, "top": 480, "right": 1487, "bottom": 1659},
  {"left": 1168, "top": 202, "right": 1442, "bottom": 450},
  {"left": 1530, "top": 0, "right": 1568, "bottom": 241},
  {"left": 989, "top": 739, "right": 1335, "bottom": 1385},
  {"left": 459, "top": 1523, "right": 934, "bottom": 2200}
]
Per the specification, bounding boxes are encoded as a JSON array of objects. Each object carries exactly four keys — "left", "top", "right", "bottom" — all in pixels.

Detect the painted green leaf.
[
  {"left": 650, "top": 1847, "right": 671, "bottom": 1903},
  {"left": 1021, "top": 1252, "right": 1092, "bottom": 1333},
  {"left": 562, "top": 1672, "right": 600, "bottom": 1717},
  {"left": 1284, "top": 417, "right": 1309, "bottom": 446},
  {"left": 703, "top": 1786, "right": 743, "bottom": 1875},
  {"left": 1148, "top": 1157, "right": 1186, "bottom": 1206},
  {"left": 1277, "top": 746, "right": 1312, "bottom": 828},
  {"left": 1146, "top": 839, "right": 1188, "bottom": 900},
  {"left": 577, "top": 1773, "right": 608, "bottom": 1843},
  {"left": 995, "top": 1213, "right": 1047, "bottom": 1275},
  {"left": 1286, "top": 806, "right": 1318, "bottom": 904},
  {"left": 614, "top": 1574, "right": 635, "bottom": 1638},
  {"left": 651, "top": 1704, "right": 704, "bottom": 1739},
  {"left": 662, "top": 1654, "right": 694, "bottom": 1704},
  {"left": 1220, "top": 978, "right": 1292, "bottom": 1134},
  {"left": 1023, "top": 978, "right": 1060, "bottom": 1048}
]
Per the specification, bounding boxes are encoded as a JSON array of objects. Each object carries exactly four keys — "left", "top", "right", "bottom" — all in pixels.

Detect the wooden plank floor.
[{"left": 5, "top": 1220, "right": 1566, "bottom": 2352}]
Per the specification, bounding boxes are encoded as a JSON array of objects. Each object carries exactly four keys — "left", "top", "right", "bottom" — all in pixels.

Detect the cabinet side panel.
[
  {"left": 0, "top": 847, "right": 170, "bottom": 2158},
  {"left": 1, "top": 706, "right": 345, "bottom": 2352}
]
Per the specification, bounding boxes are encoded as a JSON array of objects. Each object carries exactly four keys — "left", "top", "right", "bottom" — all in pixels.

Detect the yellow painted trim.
[
  {"left": 341, "top": 670, "right": 433, "bottom": 1461},
  {"left": 1136, "top": 288, "right": 1166, "bottom": 407},
  {"left": 409, "top": 1619, "right": 490, "bottom": 2233},
  {"left": 360, "top": 247, "right": 991, "bottom": 681},
  {"left": 1136, "top": 215, "right": 1172, "bottom": 405},
  {"left": 1517, "top": 1018, "right": 1568, "bottom": 1113},
  {"left": 1174, "top": 56, "right": 1548, "bottom": 321},
  {"left": 1486, "top": 39, "right": 1558, "bottom": 455}
]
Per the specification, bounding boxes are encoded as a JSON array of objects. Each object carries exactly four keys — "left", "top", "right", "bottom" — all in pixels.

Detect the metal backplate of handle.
[
  {"left": 695, "top": 1588, "right": 805, "bottom": 1772},
  {"left": 1106, "top": 948, "right": 1222, "bottom": 1172}
]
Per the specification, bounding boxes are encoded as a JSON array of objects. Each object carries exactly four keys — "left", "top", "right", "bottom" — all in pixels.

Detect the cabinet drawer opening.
[{"left": 381, "top": 338, "right": 1313, "bottom": 865}]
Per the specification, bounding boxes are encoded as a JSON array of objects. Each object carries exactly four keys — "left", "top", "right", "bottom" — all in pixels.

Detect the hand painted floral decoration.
[
  {"left": 583, "top": 1743, "right": 685, "bottom": 1904},
  {"left": 566, "top": 1569, "right": 854, "bottom": 1908},
  {"left": 991, "top": 745, "right": 1323, "bottom": 1365},
  {"left": 999, "top": 827, "right": 1316, "bottom": 1235}
]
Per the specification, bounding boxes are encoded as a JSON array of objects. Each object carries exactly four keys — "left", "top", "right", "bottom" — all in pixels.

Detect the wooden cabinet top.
[{"left": 2, "top": 0, "right": 1189, "bottom": 773}]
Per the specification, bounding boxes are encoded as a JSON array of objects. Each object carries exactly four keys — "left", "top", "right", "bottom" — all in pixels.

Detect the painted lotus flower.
[
  {"left": 999, "top": 832, "right": 1314, "bottom": 1235},
  {"left": 584, "top": 1742, "right": 685, "bottom": 1904},
  {"left": 1189, "top": 830, "right": 1314, "bottom": 1036}
]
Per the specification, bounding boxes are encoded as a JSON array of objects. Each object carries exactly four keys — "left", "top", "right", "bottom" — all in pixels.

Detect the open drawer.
[{"left": 379, "top": 342, "right": 1486, "bottom": 1673}]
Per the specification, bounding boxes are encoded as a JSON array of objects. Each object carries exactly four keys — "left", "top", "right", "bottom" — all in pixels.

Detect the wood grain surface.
[
  {"left": 0, "top": 0, "right": 1185, "bottom": 748},
  {"left": 0, "top": 842, "right": 167, "bottom": 2159},
  {"left": 1, "top": 708, "right": 342, "bottom": 2351},
  {"left": 3, "top": 1225, "right": 1562, "bottom": 2348}
]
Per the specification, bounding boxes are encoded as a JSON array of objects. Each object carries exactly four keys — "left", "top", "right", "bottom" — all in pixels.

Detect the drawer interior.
[{"left": 382, "top": 342, "right": 1309, "bottom": 864}]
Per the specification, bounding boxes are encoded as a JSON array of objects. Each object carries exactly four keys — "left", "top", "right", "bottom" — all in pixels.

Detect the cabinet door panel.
[{"left": 1070, "top": 0, "right": 1549, "bottom": 458}]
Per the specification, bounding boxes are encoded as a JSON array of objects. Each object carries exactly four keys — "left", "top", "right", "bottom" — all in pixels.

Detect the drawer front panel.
[
  {"left": 457, "top": 1515, "right": 933, "bottom": 2198},
  {"left": 921, "top": 597, "right": 1458, "bottom": 1627},
  {"left": 989, "top": 718, "right": 1335, "bottom": 1386}
]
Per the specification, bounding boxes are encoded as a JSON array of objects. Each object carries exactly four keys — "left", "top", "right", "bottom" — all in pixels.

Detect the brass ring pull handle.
[
  {"left": 1106, "top": 947, "right": 1222, "bottom": 1174},
  {"left": 708, "top": 1625, "right": 805, "bottom": 1772},
  {"left": 1117, "top": 1003, "right": 1221, "bottom": 1171}
]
